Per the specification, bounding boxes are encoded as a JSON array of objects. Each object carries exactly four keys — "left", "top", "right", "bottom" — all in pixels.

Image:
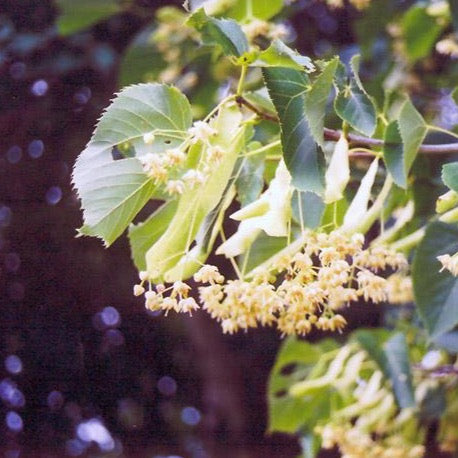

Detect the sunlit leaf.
[
  {"left": 251, "top": 39, "right": 314, "bottom": 71},
  {"left": 226, "top": 0, "right": 283, "bottom": 21},
  {"left": 186, "top": 8, "right": 248, "bottom": 57},
  {"left": 128, "top": 201, "right": 178, "bottom": 271},
  {"left": 412, "top": 222, "right": 458, "bottom": 338},
  {"left": 263, "top": 67, "right": 324, "bottom": 194},
  {"left": 73, "top": 83, "right": 192, "bottom": 246}
]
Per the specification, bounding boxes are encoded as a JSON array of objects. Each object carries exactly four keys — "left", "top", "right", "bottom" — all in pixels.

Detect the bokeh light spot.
[
  {"left": 101, "top": 306, "right": 120, "bottom": 327},
  {"left": 47, "top": 390, "right": 64, "bottom": 411},
  {"left": 74, "top": 87, "right": 92, "bottom": 104},
  {"left": 6, "top": 146, "right": 22, "bottom": 164},
  {"left": 157, "top": 376, "right": 177, "bottom": 396},
  {"left": 181, "top": 406, "right": 201, "bottom": 426},
  {"left": 45, "top": 186, "right": 62, "bottom": 205},
  {"left": 77, "top": 418, "right": 115, "bottom": 452},
  {"left": 5, "top": 411, "right": 23, "bottom": 432},
  {"left": 0, "top": 205, "right": 12, "bottom": 227},
  {"left": 4, "top": 355, "right": 22, "bottom": 375},
  {"left": 28, "top": 139, "right": 44, "bottom": 158},
  {"left": 31, "top": 79, "right": 48, "bottom": 96}
]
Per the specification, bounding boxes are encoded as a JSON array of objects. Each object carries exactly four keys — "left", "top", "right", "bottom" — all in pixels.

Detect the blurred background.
[{"left": 0, "top": 0, "right": 457, "bottom": 457}]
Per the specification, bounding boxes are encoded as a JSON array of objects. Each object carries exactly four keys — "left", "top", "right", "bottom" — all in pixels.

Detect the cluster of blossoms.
[
  {"left": 318, "top": 406, "right": 424, "bottom": 458},
  {"left": 241, "top": 19, "right": 290, "bottom": 43},
  {"left": 139, "top": 120, "right": 224, "bottom": 196},
  {"left": 134, "top": 230, "right": 410, "bottom": 336},
  {"left": 437, "top": 252, "right": 458, "bottom": 276},
  {"left": 292, "top": 345, "right": 425, "bottom": 458},
  {"left": 152, "top": 8, "right": 200, "bottom": 89},
  {"left": 134, "top": 272, "right": 200, "bottom": 315}
]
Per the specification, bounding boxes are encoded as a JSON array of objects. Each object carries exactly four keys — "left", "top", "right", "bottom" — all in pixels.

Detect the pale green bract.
[
  {"left": 72, "top": 83, "right": 193, "bottom": 246},
  {"left": 145, "top": 102, "right": 246, "bottom": 281}
]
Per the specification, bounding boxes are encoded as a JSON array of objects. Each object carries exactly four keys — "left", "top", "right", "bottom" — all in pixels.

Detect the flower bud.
[
  {"left": 324, "top": 134, "right": 350, "bottom": 204},
  {"left": 436, "top": 190, "right": 458, "bottom": 214}
]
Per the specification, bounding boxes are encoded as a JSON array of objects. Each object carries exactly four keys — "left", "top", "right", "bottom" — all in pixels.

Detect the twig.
[
  {"left": 236, "top": 96, "right": 458, "bottom": 155},
  {"left": 414, "top": 364, "right": 458, "bottom": 377}
]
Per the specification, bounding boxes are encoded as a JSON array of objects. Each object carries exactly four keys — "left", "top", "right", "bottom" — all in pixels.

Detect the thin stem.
[
  {"left": 219, "top": 228, "right": 243, "bottom": 279},
  {"left": 391, "top": 207, "right": 458, "bottom": 252},
  {"left": 236, "top": 65, "right": 248, "bottom": 96},
  {"left": 241, "top": 140, "right": 281, "bottom": 157},
  {"left": 427, "top": 124, "right": 458, "bottom": 140},
  {"left": 235, "top": 96, "right": 458, "bottom": 155}
]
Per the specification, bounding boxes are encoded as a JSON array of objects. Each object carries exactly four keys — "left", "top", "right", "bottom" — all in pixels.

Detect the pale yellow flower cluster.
[
  {"left": 319, "top": 422, "right": 424, "bottom": 458},
  {"left": 139, "top": 120, "right": 223, "bottom": 196},
  {"left": 386, "top": 273, "right": 414, "bottom": 304},
  {"left": 136, "top": 276, "right": 200, "bottom": 315},
  {"left": 241, "top": 19, "right": 289, "bottom": 43},
  {"left": 152, "top": 8, "right": 200, "bottom": 89},
  {"left": 134, "top": 231, "right": 408, "bottom": 334},
  {"left": 196, "top": 231, "right": 407, "bottom": 335}
]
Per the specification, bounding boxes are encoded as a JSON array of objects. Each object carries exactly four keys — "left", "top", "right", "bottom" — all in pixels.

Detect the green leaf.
[
  {"left": 240, "top": 233, "right": 288, "bottom": 274},
  {"left": 452, "top": 87, "right": 458, "bottom": 106},
  {"left": 402, "top": 6, "right": 443, "bottom": 63},
  {"left": 186, "top": 8, "right": 248, "bottom": 57},
  {"left": 251, "top": 39, "right": 314, "bottom": 71},
  {"left": 442, "top": 162, "right": 458, "bottom": 192},
  {"left": 412, "top": 222, "right": 458, "bottom": 338},
  {"left": 263, "top": 67, "right": 324, "bottom": 194},
  {"left": 305, "top": 58, "right": 339, "bottom": 147},
  {"left": 383, "top": 333, "right": 415, "bottom": 409},
  {"left": 73, "top": 83, "right": 192, "bottom": 246},
  {"left": 397, "top": 99, "right": 427, "bottom": 183},
  {"left": 56, "top": 0, "right": 120, "bottom": 35},
  {"left": 384, "top": 120, "right": 405, "bottom": 187},
  {"left": 235, "top": 149, "right": 265, "bottom": 206},
  {"left": 334, "top": 57, "right": 377, "bottom": 137},
  {"left": 128, "top": 201, "right": 178, "bottom": 271},
  {"left": 291, "top": 191, "right": 325, "bottom": 229},
  {"left": 226, "top": 0, "right": 283, "bottom": 21},
  {"left": 119, "top": 31, "right": 165, "bottom": 86},
  {"left": 450, "top": 0, "right": 458, "bottom": 32},
  {"left": 353, "top": 329, "right": 415, "bottom": 409},
  {"left": 434, "top": 330, "right": 458, "bottom": 353},
  {"left": 268, "top": 337, "right": 337, "bottom": 433},
  {"left": 353, "top": 328, "right": 391, "bottom": 374}
]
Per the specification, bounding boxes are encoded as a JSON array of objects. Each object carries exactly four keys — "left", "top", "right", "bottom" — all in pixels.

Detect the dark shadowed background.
[{"left": 1, "top": 1, "right": 455, "bottom": 457}]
